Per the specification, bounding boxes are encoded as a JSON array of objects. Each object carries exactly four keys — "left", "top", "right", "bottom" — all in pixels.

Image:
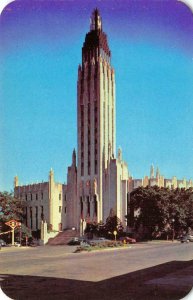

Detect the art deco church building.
[
  {"left": 14, "top": 10, "right": 191, "bottom": 235},
  {"left": 69, "top": 9, "right": 129, "bottom": 229},
  {"left": 14, "top": 9, "right": 129, "bottom": 233}
]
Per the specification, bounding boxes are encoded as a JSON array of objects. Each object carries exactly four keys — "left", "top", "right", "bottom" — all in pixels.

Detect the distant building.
[{"left": 130, "top": 164, "right": 193, "bottom": 190}]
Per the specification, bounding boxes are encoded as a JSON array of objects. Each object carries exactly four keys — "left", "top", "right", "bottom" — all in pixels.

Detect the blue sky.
[{"left": 0, "top": 0, "right": 193, "bottom": 191}]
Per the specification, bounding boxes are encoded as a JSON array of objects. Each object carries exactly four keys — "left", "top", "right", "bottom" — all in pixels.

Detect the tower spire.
[
  {"left": 90, "top": 8, "right": 102, "bottom": 31},
  {"left": 150, "top": 164, "right": 154, "bottom": 179}
]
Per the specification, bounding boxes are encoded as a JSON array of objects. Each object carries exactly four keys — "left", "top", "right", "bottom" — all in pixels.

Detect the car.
[
  {"left": 180, "top": 235, "right": 193, "bottom": 243},
  {"left": 98, "top": 237, "right": 109, "bottom": 242},
  {"left": 119, "top": 236, "right": 136, "bottom": 244},
  {"left": 0, "top": 239, "right": 6, "bottom": 247},
  {"left": 80, "top": 240, "right": 90, "bottom": 247},
  {"left": 68, "top": 237, "right": 81, "bottom": 245}
]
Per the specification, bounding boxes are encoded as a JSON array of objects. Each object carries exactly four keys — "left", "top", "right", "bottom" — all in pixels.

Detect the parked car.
[
  {"left": 80, "top": 240, "right": 90, "bottom": 247},
  {"left": 68, "top": 237, "right": 81, "bottom": 245},
  {"left": 119, "top": 236, "right": 136, "bottom": 244},
  {"left": 0, "top": 239, "right": 6, "bottom": 247},
  {"left": 98, "top": 237, "right": 106, "bottom": 241},
  {"left": 180, "top": 235, "right": 193, "bottom": 243},
  {"left": 21, "top": 238, "right": 38, "bottom": 247}
]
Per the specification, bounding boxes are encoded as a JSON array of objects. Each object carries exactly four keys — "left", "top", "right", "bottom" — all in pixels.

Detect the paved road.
[
  {"left": 0, "top": 242, "right": 192, "bottom": 281},
  {"left": 0, "top": 242, "right": 193, "bottom": 299}
]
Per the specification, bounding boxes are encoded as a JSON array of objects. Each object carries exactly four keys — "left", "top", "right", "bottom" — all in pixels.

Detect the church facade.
[
  {"left": 14, "top": 9, "right": 192, "bottom": 234},
  {"left": 14, "top": 9, "right": 129, "bottom": 233}
]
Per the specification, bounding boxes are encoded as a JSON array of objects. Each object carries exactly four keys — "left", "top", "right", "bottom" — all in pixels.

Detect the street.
[{"left": 0, "top": 241, "right": 193, "bottom": 299}]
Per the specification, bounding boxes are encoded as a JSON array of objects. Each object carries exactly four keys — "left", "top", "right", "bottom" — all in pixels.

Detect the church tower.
[{"left": 77, "top": 9, "right": 116, "bottom": 224}]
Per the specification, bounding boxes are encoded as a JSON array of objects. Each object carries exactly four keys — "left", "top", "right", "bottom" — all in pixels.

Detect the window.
[
  {"left": 25, "top": 194, "right": 27, "bottom": 201},
  {"left": 94, "top": 195, "right": 97, "bottom": 216},
  {"left": 59, "top": 206, "right": 62, "bottom": 213},
  {"left": 81, "top": 163, "right": 84, "bottom": 176},
  {"left": 80, "top": 197, "right": 83, "bottom": 217},
  {"left": 35, "top": 207, "right": 38, "bottom": 230},
  {"left": 36, "top": 194, "right": 38, "bottom": 200},
  {"left": 31, "top": 194, "right": 33, "bottom": 201},
  {"left": 87, "top": 197, "right": 90, "bottom": 216},
  {"left": 41, "top": 192, "right": 43, "bottom": 200},
  {"left": 65, "top": 207, "right": 67, "bottom": 214},
  {"left": 30, "top": 207, "right": 32, "bottom": 229},
  {"left": 95, "top": 160, "right": 97, "bottom": 174},
  {"left": 41, "top": 206, "right": 44, "bottom": 220},
  {"left": 88, "top": 161, "right": 90, "bottom": 175},
  {"left": 59, "top": 194, "right": 61, "bottom": 200}
]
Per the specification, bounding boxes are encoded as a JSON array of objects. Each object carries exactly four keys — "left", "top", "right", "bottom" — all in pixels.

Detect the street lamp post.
[
  {"left": 172, "top": 218, "right": 175, "bottom": 242},
  {"left": 19, "top": 222, "right": 22, "bottom": 245}
]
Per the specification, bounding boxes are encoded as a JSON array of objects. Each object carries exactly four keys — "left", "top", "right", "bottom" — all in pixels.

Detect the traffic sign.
[{"left": 5, "top": 219, "right": 20, "bottom": 229}]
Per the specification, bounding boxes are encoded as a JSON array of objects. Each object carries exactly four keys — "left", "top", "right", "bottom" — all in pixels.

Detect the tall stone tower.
[{"left": 77, "top": 9, "right": 116, "bottom": 224}]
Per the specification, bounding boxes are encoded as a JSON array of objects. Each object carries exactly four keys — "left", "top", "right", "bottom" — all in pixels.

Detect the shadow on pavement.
[{"left": 1, "top": 260, "right": 193, "bottom": 300}]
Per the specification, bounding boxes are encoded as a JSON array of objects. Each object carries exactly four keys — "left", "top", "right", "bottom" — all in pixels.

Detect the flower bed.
[{"left": 74, "top": 240, "right": 125, "bottom": 253}]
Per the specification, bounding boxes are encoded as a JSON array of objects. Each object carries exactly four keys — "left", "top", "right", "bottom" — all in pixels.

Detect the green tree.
[
  {"left": 129, "top": 186, "right": 193, "bottom": 240},
  {"left": 105, "top": 209, "right": 123, "bottom": 238},
  {"left": 0, "top": 191, "right": 24, "bottom": 222},
  {"left": 0, "top": 192, "right": 31, "bottom": 242}
]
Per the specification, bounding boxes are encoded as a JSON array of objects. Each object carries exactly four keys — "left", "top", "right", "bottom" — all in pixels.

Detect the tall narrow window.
[
  {"left": 41, "top": 206, "right": 44, "bottom": 221},
  {"left": 87, "top": 196, "right": 90, "bottom": 216},
  {"left": 95, "top": 160, "right": 97, "bottom": 175},
  {"left": 35, "top": 206, "right": 38, "bottom": 230},
  {"left": 81, "top": 162, "right": 84, "bottom": 176},
  {"left": 30, "top": 207, "right": 33, "bottom": 229},
  {"left": 80, "top": 105, "right": 84, "bottom": 176},
  {"left": 80, "top": 197, "right": 83, "bottom": 218}
]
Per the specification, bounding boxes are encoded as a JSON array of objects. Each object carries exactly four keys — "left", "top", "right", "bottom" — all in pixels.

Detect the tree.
[
  {"left": 0, "top": 191, "right": 24, "bottom": 222},
  {"left": 0, "top": 191, "right": 31, "bottom": 242},
  {"left": 129, "top": 186, "right": 193, "bottom": 240},
  {"left": 105, "top": 209, "right": 123, "bottom": 238},
  {"left": 84, "top": 209, "right": 123, "bottom": 239}
]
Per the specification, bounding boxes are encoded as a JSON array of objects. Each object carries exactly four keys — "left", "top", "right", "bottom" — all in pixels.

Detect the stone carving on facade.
[{"left": 85, "top": 180, "right": 91, "bottom": 194}]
